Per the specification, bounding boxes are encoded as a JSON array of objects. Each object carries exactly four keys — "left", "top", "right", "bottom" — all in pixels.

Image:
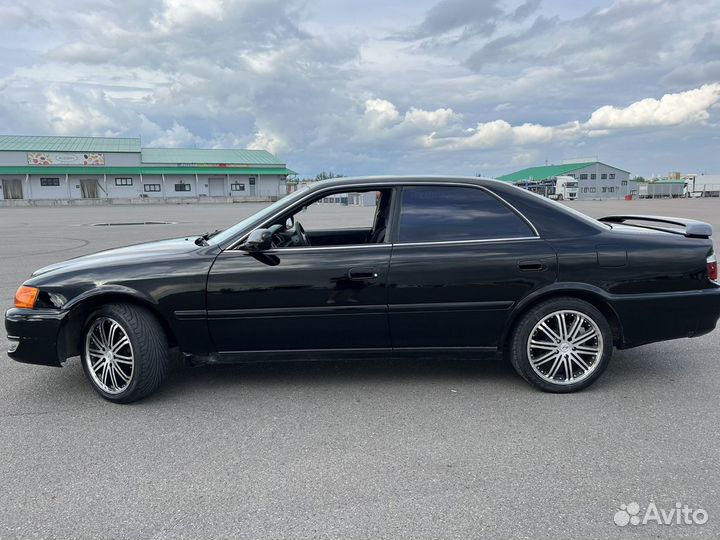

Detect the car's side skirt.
[{"left": 202, "top": 346, "right": 498, "bottom": 364}]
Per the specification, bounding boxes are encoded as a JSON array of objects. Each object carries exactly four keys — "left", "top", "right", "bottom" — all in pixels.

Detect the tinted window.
[{"left": 398, "top": 186, "right": 533, "bottom": 243}]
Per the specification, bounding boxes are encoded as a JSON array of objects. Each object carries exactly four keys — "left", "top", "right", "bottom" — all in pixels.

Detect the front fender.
[{"left": 63, "top": 284, "right": 159, "bottom": 312}]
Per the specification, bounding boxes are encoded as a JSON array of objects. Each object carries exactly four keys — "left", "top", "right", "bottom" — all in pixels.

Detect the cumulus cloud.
[
  {"left": 359, "top": 98, "right": 461, "bottom": 146},
  {"left": 146, "top": 121, "right": 198, "bottom": 147},
  {"left": 429, "top": 84, "right": 720, "bottom": 150},
  {"left": 248, "top": 129, "right": 288, "bottom": 155},
  {"left": 585, "top": 83, "right": 720, "bottom": 130},
  {"left": 363, "top": 99, "right": 401, "bottom": 130}
]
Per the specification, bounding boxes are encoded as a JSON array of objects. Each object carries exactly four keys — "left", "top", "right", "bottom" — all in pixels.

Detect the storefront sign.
[{"left": 27, "top": 152, "right": 105, "bottom": 166}]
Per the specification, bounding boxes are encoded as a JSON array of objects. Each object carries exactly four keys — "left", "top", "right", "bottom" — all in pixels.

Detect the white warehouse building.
[
  {"left": 0, "top": 135, "right": 296, "bottom": 204},
  {"left": 497, "top": 161, "right": 635, "bottom": 200}
]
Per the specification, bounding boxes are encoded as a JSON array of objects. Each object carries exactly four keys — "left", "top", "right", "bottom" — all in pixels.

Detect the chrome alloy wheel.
[
  {"left": 526, "top": 309, "right": 603, "bottom": 385},
  {"left": 84, "top": 316, "right": 134, "bottom": 395}
]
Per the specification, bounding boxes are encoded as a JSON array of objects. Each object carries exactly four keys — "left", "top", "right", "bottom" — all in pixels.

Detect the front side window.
[
  {"left": 256, "top": 189, "right": 393, "bottom": 248},
  {"left": 397, "top": 186, "right": 533, "bottom": 243}
]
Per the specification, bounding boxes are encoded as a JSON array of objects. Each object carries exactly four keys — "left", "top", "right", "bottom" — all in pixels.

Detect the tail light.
[
  {"left": 14, "top": 285, "right": 39, "bottom": 309},
  {"left": 708, "top": 253, "right": 718, "bottom": 283}
]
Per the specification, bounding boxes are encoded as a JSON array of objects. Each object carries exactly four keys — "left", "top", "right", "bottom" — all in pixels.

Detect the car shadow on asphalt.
[
  {"left": 7, "top": 345, "right": 692, "bottom": 406},
  {"left": 152, "top": 346, "right": 693, "bottom": 402},
  {"left": 163, "top": 354, "right": 518, "bottom": 390}
]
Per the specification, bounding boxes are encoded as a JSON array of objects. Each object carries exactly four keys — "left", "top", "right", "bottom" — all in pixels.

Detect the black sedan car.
[{"left": 6, "top": 176, "right": 720, "bottom": 402}]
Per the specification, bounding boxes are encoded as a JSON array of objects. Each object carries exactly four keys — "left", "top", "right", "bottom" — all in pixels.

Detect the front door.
[
  {"left": 206, "top": 245, "right": 392, "bottom": 357},
  {"left": 209, "top": 178, "right": 225, "bottom": 197},
  {"left": 387, "top": 185, "right": 558, "bottom": 350},
  {"left": 249, "top": 177, "right": 256, "bottom": 196},
  {"left": 2, "top": 179, "right": 23, "bottom": 199},
  {"left": 80, "top": 179, "right": 99, "bottom": 198}
]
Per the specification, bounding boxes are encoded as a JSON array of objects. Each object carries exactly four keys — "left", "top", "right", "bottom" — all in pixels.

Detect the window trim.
[
  {"left": 223, "top": 235, "right": 541, "bottom": 255},
  {"left": 226, "top": 181, "right": 540, "bottom": 251}
]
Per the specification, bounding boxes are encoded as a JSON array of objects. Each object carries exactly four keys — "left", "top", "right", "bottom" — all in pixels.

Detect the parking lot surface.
[{"left": 1, "top": 198, "right": 720, "bottom": 538}]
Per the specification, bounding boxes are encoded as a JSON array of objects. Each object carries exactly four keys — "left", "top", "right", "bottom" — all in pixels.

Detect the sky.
[{"left": 0, "top": 0, "right": 719, "bottom": 178}]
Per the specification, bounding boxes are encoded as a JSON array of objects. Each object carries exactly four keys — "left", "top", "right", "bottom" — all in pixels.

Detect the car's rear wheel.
[
  {"left": 509, "top": 297, "right": 612, "bottom": 392},
  {"left": 81, "top": 303, "right": 168, "bottom": 403}
]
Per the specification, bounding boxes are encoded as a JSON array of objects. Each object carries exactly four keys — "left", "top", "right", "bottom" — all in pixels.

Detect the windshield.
[
  {"left": 566, "top": 181, "right": 579, "bottom": 188},
  {"left": 208, "top": 188, "right": 310, "bottom": 245}
]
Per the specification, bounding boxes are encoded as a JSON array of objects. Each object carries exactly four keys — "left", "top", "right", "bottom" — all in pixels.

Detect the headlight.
[{"left": 14, "top": 285, "right": 39, "bottom": 309}]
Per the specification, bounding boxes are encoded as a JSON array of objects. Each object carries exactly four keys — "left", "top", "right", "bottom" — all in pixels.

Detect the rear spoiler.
[{"left": 598, "top": 215, "right": 712, "bottom": 239}]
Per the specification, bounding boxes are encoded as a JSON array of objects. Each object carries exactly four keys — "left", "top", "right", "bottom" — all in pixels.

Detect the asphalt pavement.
[{"left": 1, "top": 197, "right": 719, "bottom": 538}]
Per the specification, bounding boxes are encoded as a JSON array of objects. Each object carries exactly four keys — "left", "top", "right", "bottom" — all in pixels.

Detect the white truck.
[{"left": 548, "top": 176, "right": 579, "bottom": 201}]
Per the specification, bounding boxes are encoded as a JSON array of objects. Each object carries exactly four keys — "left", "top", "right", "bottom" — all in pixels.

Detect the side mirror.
[{"left": 240, "top": 228, "right": 272, "bottom": 252}]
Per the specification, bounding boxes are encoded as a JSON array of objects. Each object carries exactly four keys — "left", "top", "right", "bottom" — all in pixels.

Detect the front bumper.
[{"left": 5, "top": 308, "right": 68, "bottom": 367}]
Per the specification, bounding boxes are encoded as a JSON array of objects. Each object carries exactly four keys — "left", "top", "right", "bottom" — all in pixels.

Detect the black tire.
[
  {"left": 509, "top": 297, "right": 612, "bottom": 393},
  {"left": 81, "top": 303, "right": 169, "bottom": 403}
]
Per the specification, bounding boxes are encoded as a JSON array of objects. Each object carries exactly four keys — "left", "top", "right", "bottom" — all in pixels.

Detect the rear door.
[{"left": 387, "top": 184, "right": 557, "bottom": 351}]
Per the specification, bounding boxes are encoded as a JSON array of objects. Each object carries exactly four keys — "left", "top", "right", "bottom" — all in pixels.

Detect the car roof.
[{"left": 303, "top": 175, "right": 503, "bottom": 191}]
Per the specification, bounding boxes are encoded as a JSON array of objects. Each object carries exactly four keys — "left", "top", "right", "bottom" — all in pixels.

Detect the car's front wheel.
[
  {"left": 509, "top": 297, "right": 612, "bottom": 392},
  {"left": 81, "top": 303, "right": 169, "bottom": 403}
]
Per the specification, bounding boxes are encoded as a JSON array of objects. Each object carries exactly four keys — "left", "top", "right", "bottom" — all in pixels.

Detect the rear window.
[{"left": 398, "top": 186, "right": 534, "bottom": 243}]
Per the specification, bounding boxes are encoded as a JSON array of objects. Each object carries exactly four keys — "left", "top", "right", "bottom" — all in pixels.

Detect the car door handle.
[
  {"left": 347, "top": 268, "right": 379, "bottom": 280},
  {"left": 518, "top": 260, "right": 547, "bottom": 271}
]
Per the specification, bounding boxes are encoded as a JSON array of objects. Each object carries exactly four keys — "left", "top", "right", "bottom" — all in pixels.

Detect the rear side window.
[{"left": 398, "top": 186, "right": 534, "bottom": 243}]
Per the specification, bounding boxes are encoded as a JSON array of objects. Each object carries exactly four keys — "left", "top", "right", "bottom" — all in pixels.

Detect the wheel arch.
[
  {"left": 59, "top": 289, "right": 178, "bottom": 360},
  {"left": 501, "top": 284, "right": 624, "bottom": 353}
]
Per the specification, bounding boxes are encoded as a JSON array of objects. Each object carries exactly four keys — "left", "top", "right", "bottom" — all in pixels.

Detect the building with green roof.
[
  {"left": 497, "top": 160, "right": 634, "bottom": 200},
  {"left": 0, "top": 134, "right": 296, "bottom": 203}
]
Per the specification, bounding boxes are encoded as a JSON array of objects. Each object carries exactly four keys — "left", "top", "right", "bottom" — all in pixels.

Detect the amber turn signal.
[{"left": 14, "top": 285, "right": 39, "bottom": 309}]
